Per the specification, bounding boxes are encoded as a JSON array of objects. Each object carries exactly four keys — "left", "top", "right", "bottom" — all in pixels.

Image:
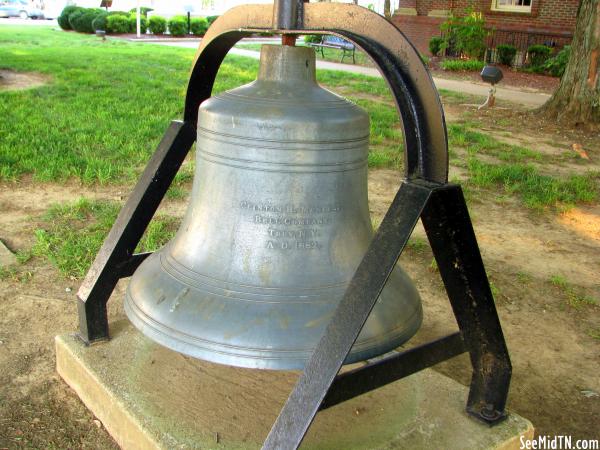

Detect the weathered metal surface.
[
  {"left": 421, "top": 184, "right": 512, "bottom": 424},
  {"left": 125, "top": 45, "right": 423, "bottom": 370},
  {"left": 273, "top": 0, "right": 304, "bottom": 29}
]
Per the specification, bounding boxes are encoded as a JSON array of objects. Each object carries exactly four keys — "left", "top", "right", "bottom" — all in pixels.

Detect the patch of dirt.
[
  {"left": 0, "top": 179, "right": 125, "bottom": 252},
  {"left": 0, "top": 69, "right": 51, "bottom": 91},
  {"left": 484, "top": 130, "right": 571, "bottom": 156},
  {"left": 0, "top": 264, "right": 119, "bottom": 448},
  {"left": 475, "top": 106, "right": 600, "bottom": 150},
  {"left": 442, "top": 102, "right": 600, "bottom": 179},
  {"left": 558, "top": 206, "right": 600, "bottom": 242}
]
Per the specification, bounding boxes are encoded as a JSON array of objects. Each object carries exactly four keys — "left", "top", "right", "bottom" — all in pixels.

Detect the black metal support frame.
[{"left": 76, "top": 1, "right": 511, "bottom": 449}]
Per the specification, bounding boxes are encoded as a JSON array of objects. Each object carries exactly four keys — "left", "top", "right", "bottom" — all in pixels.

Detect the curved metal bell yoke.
[
  {"left": 183, "top": 2, "right": 448, "bottom": 183},
  {"left": 124, "top": 1, "right": 449, "bottom": 370}
]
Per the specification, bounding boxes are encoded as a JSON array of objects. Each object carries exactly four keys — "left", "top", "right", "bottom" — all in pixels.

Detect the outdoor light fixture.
[{"left": 479, "top": 65, "right": 504, "bottom": 109}]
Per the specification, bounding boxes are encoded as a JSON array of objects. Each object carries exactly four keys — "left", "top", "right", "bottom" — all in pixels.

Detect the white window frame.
[{"left": 491, "top": 0, "right": 533, "bottom": 13}]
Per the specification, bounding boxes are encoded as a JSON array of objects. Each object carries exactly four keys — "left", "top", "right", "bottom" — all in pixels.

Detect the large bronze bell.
[{"left": 124, "top": 44, "right": 422, "bottom": 370}]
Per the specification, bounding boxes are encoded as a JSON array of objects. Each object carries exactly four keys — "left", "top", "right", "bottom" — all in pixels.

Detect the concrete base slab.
[{"left": 56, "top": 321, "right": 533, "bottom": 449}]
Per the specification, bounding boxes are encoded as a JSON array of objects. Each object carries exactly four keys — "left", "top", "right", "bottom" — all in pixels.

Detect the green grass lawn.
[
  {"left": 1, "top": 26, "right": 598, "bottom": 278},
  {"left": 1, "top": 26, "right": 597, "bottom": 201},
  {"left": 0, "top": 27, "right": 257, "bottom": 183},
  {"left": 0, "top": 27, "right": 411, "bottom": 183}
]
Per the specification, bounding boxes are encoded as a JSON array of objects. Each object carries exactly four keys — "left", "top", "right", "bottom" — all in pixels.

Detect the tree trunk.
[
  {"left": 540, "top": 0, "right": 600, "bottom": 127},
  {"left": 384, "top": 0, "right": 391, "bottom": 18}
]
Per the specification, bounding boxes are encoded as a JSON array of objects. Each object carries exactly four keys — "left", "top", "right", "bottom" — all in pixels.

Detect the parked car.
[{"left": 0, "top": 0, "right": 44, "bottom": 19}]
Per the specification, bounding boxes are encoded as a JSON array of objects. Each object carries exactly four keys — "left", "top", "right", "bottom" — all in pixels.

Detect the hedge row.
[
  {"left": 494, "top": 43, "right": 567, "bottom": 76},
  {"left": 166, "top": 16, "right": 209, "bottom": 37},
  {"left": 429, "top": 34, "right": 568, "bottom": 77},
  {"left": 58, "top": 6, "right": 217, "bottom": 36}
]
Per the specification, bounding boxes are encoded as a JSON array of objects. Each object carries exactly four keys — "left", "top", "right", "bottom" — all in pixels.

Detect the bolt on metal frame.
[{"left": 76, "top": 1, "right": 512, "bottom": 449}]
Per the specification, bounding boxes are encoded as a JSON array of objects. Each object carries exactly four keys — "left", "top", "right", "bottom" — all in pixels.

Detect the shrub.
[
  {"left": 440, "top": 58, "right": 485, "bottom": 72},
  {"left": 91, "top": 11, "right": 108, "bottom": 31},
  {"left": 128, "top": 13, "right": 148, "bottom": 33},
  {"left": 206, "top": 15, "right": 219, "bottom": 26},
  {"left": 67, "top": 9, "right": 85, "bottom": 30},
  {"left": 303, "top": 34, "right": 321, "bottom": 44},
  {"left": 70, "top": 10, "right": 91, "bottom": 33},
  {"left": 106, "top": 14, "right": 130, "bottom": 34},
  {"left": 70, "top": 8, "right": 104, "bottom": 33},
  {"left": 57, "top": 5, "right": 83, "bottom": 30},
  {"left": 527, "top": 44, "right": 552, "bottom": 67},
  {"left": 129, "top": 7, "right": 153, "bottom": 16},
  {"left": 168, "top": 16, "right": 187, "bottom": 36},
  {"left": 148, "top": 15, "right": 167, "bottom": 34},
  {"left": 496, "top": 44, "right": 517, "bottom": 66},
  {"left": 57, "top": 15, "right": 69, "bottom": 30},
  {"left": 441, "top": 9, "right": 488, "bottom": 60},
  {"left": 190, "top": 17, "right": 208, "bottom": 36},
  {"left": 543, "top": 45, "right": 570, "bottom": 77},
  {"left": 429, "top": 36, "right": 444, "bottom": 56}
]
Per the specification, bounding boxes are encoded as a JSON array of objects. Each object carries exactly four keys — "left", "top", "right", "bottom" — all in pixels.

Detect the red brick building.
[{"left": 392, "top": 0, "right": 578, "bottom": 56}]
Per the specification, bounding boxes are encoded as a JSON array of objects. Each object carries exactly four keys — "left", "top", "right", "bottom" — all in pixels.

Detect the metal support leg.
[
  {"left": 263, "top": 181, "right": 433, "bottom": 450},
  {"left": 320, "top": 331, "right": 466, "bottom": 410},
  {"left": 77, "top": 120, "right": 196, "bottom": 344},
  {"left": 421, "top": 184, "right": 511, "bottom": 424},
  {"left": 263, "top": 182, "right": 511, "bottom": 449}
]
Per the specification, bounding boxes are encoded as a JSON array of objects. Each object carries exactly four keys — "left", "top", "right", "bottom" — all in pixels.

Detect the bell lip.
[{"left": 124, "top": 288, "right": 422, "bottom": 371}]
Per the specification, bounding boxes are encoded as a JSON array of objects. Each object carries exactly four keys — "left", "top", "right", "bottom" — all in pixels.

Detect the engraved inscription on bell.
[
  {"left": 124, "top": 44, "right": 422, "bottom": 370},
  {"left": 242, "top": 200, "right": 340, "bottom": 251}
]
